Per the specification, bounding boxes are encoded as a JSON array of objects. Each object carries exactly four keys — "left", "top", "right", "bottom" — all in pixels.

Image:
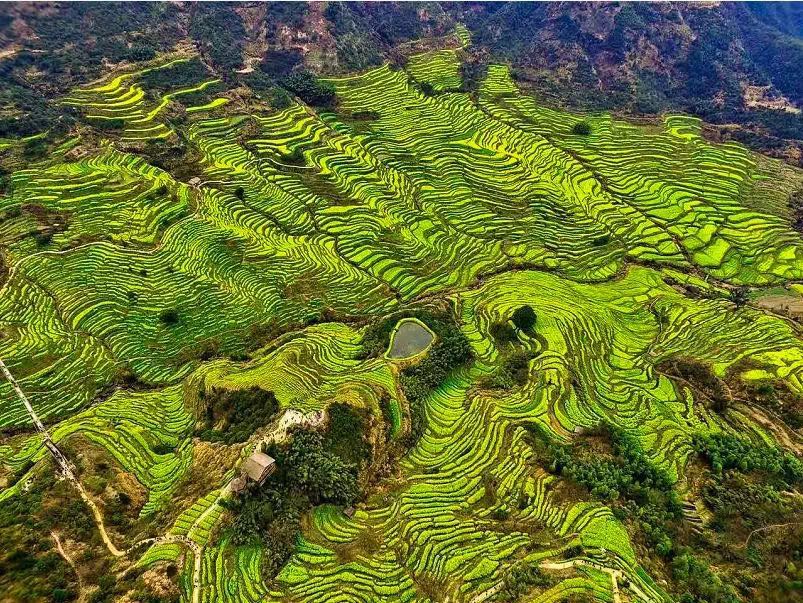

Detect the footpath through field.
[{"left": 0, "top": 358, "right": 123, "bottom": 557}]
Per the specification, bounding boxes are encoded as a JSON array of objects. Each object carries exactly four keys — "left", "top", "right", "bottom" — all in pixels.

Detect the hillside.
[
  {"left": 1, "top": 4, "right": 803, "bottom": 603},
  {"left": 3, "top": 2, "right": 803, "bottom": 163}
]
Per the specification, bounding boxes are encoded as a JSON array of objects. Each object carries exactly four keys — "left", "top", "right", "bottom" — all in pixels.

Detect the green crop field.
[{"left": 2, "top": 40, "right": 803, "bottom": 603}]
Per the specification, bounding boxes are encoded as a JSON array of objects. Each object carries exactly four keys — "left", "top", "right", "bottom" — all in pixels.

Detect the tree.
[
  {"left": 280, "top": 430, "right": 359, "bottom": 505},
  {"left": 419, "top": 82, "right": 435, "bottom": 96},
  {"left": 511, "top": 305, "right": 537, "bottom": 333},
  {"left": 572, "top": 121, "right": 592, "bottom": 135},
  {"left": 234, "top": 186, "right": 245, "bottom": 200},
  {"left": 729, "top": 286, "right": 749, "bottom": 308},
  {"left": 281, "top": 71, "right": 336, "bottom": 108},
  {"left": 158, "top": 308, "right": 179, "bottom": 325},
  {"left": 490, "top": 321, "right": 517, "bottom": 345}
]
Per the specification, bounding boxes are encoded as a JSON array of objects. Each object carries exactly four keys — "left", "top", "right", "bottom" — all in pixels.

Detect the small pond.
[{"left": 387, "top": 319, "right": 435, "bottom": 359}]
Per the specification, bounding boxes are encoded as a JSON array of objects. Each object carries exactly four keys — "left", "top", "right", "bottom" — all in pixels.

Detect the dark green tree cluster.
[
  {"left": 489, "top": 321, "right": 518, "bottom": 346},
  {"left": 571, "top": 121, "right": 592, "bottom": 136},
  {"left": 87, "top": 117, "right": 125, "bottom": 132},
  {"left": 277, "top": 430, "right": 359, "bottom": 506},
  {"left": 158, "top": 308, "right": 179, "bottom": 326},
  {"left": 138, "top": 58, "right": 210, "bottom": 91},
  {"left": 671, "top": 551, "right": 740, "bottom": 603},
  {"left": 280, "top": 71, "right": 337, "bottom": 108},
  {"left": 459, "top": 61, "right": 489, "bottom": 95},
  {"left": 324, "top": 3, "right": 384, "bottom": 71},
  {"left": 483, "top": 349, "right": 532, "bottom": 390},
  {"left": 0, "top": 480, "right": 89, "bottom": 602},
  {"left": 0, "top": 83, "right": 77, "bottom": 139},
  {"left": 0, "top": 3, "right": 181, "bottom": 96},
  {"left": 511, "top": 305, "right": 537, "bottom": 333},
  {"left": 189, "top": 4, "right": 245, "bottom": 75},
  {"left": 337, "top": 2, "right": 444, "bottom": 46},
  {"left": 489, "top": 304, "right": 536, "bottom": 347},
  {"left": 242, "top": 71, "right": 293, "bottom": 109},
  {"left": 693, "top": 433, "right": 803, "bottom": 487},
  {"left": 537, "top": 424, "right": 681, "bottom": 556},
  {"left": 701, "top": 475, "right": 788, "bottom": 531},
  {"left": 322, "top": 402, "right": 371, "bottom": 466},
  {"left": 223, "top": 412, "right": 364, "bottom": 578},
  {"left": 485, "top": 305, "right": 537, "bottom": 389},
  {"left": 195, "top": 386, "right": 280, "bottom": 445},
  {"left": 259, "top": 49, "right": 304, "bottom": 79}
]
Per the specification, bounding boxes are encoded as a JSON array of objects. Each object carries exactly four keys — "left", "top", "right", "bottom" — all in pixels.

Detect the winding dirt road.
[{"left": 2, "top": 360, "right": 324, "bottom": 603}]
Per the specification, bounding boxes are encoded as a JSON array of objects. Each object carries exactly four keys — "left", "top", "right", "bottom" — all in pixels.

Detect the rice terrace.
[{"left": 2, "top": 2, "right": 803, "bottom": 603}]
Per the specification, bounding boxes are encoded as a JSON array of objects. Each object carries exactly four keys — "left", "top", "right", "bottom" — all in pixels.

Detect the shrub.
[
  {"left": 281, "top": 71, "right": 336, "bottom": 107},
  {"left": 158, "top": 308, "right": 179, "bottom": 325},
  {"left": 196, "top": 386, "right": 279, "bottom": 445},
  {"left": 52, "top": 589, "right": 70, "bottom": 603},
  {"left": 572, "top": 121, "right": 592, "bottom": 135},
  {"left": 511, "top": 305, "right": 537, "bottom": 333}
]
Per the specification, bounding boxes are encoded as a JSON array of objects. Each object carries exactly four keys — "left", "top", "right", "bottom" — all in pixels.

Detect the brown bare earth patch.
[
  {"left": 743, "top": 84, "right": 800, "bottom": 114},
  {"left": 141, "top": 564, "right": 181, "bottom": 599}
]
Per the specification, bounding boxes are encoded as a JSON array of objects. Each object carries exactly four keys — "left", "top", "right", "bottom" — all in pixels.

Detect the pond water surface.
[{"left": 388, "top": 319, "right": 435, "bottom": 359}]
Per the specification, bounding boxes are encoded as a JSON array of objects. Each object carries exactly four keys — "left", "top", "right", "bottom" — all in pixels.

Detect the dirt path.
[
  {"left": 742, "top": 521, "right": 803, "bottom": 549},
  {"left": 3, "top": 359, "right": 324, "bottom": 603},
  {"left": 540, "top": 559, "right": 623, "bottom": 603},
  {"left": 51, "top": 531, "right": 87, "bottom": 603},
  {"left": 1, "top": 358, "right": 123, "bottom": 556}
]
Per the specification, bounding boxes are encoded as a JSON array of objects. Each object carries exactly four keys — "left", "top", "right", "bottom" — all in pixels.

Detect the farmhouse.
[
  {"left": 231, "top": 451, "right": 277, "bottom": 494},
  {"left": 242, "top": 451, "right": 276, "bottom": 485}
]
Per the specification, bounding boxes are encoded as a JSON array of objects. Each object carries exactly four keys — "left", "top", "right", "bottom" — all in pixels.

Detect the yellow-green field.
[{"left": 2, "top": 46, "right": 803, "bottom": 603}]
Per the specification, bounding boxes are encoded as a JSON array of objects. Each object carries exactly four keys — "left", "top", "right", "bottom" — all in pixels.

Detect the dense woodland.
[{"left": 3, "top": 2, "right": 803, "bottom": 160}]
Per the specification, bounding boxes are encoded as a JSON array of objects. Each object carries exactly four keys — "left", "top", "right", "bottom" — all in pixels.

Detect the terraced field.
[{"left": 3, "top": 46, "right": 803, "bottom": 603}]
